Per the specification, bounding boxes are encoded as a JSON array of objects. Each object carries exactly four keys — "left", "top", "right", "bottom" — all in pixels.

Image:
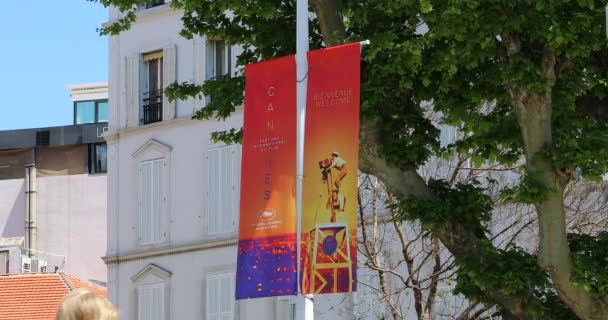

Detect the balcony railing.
[
  {"left": 143, "top": 90, "right": 163, "bottom": 125},
  {"left": 141, "top": 0, "right": 164, "bottom": 9}
]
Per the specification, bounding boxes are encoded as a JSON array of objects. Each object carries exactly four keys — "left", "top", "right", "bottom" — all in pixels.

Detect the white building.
[{"left": 0, "top": 83, "right": 109, "bottom": 284}]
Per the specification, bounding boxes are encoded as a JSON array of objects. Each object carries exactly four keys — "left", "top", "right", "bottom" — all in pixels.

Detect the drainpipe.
[{"left": 24, "top": 152, "right": 37, "bottom": 258}]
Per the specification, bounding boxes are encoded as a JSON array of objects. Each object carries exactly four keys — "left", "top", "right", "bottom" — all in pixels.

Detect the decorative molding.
[
  {"left": 102, "top": 238, "right": 237, "bottom": 265},
  {"left": 132, "top": 138, "right": 172, "bottom": 159},
  {"left": 131, "top": 263, "right": 172, "bottom": 283},
  {"left": 103, "top": 117, "right": 196, "bottom": 142}
]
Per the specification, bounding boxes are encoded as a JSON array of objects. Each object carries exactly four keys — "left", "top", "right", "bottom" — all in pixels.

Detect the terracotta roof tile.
[{"left": 0, "top": 273, "right": 107, "bottom": 320}]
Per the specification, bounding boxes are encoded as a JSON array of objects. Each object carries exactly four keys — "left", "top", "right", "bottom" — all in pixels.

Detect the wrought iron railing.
[
  {"left": 144, "top": 0, "right": 164, "bottom": 9},
  {"left": 143, "top": 90, "right": 163, "bottom": 125}
]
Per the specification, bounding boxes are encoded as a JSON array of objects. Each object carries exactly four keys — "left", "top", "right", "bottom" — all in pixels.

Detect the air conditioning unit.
[
  {"left": 21, "top": 256, "right": 31, "bottom": 273},
  {"left": 31, "top": 259, "right": 47, "bottom": 273}
]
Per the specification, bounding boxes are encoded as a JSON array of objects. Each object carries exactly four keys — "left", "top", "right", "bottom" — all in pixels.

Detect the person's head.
[
  {"left": 331, "top": 152, "right": 339, "bottom": 159},
  {"left": 332, "top": 190, "right": 339, "bottom": 200},
  {"left": 56, "top": 289, "right": 118, "bottom": 320}
]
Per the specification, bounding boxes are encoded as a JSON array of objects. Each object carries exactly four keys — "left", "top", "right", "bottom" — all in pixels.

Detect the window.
[
  {"left": 143, "top": 51, "right": 164, "bottom": 125},
  {"left": 206, "top": 40, "right": 231, "bottom": 80},
  {"left": 140, "top": 158, "right": 167, "bottom": 245},
  {"left": 0, "top": 251, "right": 8, "bottom": 275},
  {"left": 98, "top": 101, "right": 108, "bottom": 122},
  {"left": 89, "top": 143, "right": 107, "bottom": 174},
  {"left": 138, "top": 283, "right": 165, "bottom": 320},
  {"left": 206, "top": 273, "right": 234, "bottom": 320},
  {"left": 207, "top": 145, "right": 240, "bottom": 235},
  {"left": 75, "top": 100, "right": 109, "bottom": 124},
  {"left": 140, "top": 0, "right": 164, "bottom": 9}
]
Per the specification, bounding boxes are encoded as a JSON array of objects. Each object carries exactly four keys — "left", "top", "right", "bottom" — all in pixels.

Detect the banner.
[
  {"left": 236, "top": 55, "right": 298, "bottom": 299},
  {"left": 301, "top": 43, "right": 360, "bottom": 294}
]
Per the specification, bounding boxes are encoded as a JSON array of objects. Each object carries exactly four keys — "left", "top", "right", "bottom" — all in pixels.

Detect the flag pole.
[{"left": 295, "top": 0, "right": 313, "bottom": 319}]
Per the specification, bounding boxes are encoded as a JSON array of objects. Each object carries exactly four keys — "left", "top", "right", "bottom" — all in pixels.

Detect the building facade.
[{"left": 0, "top": 83, "right": 109, "bottom": 284}]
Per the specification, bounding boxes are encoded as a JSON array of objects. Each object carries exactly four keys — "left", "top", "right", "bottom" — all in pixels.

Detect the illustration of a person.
[
  {"left": 326, "top": 189, "right": 345, "bottom": 213},
  {"left": 329, "top": 152, "right": 347, "bottom": 189},
  {"left": 326, "top": 189, "right": 345, "bottom": 222}
]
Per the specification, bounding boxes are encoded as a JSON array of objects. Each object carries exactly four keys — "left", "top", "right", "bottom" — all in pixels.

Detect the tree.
[{"left": 91, "top": 0, "right": 608, "bottom": 319}]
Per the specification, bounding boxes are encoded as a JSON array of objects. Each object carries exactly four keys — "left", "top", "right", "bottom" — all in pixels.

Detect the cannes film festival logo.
[{"left": 257, "top": 208, "right": 277, "bottom": 222}]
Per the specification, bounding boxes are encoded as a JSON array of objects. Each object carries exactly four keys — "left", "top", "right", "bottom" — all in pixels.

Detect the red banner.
[
  {"left": 301, "top": 43, "right": 360, "bottom": 294},
  {"left": 236, "top": 55, "right": 298, "bottom": 299}
]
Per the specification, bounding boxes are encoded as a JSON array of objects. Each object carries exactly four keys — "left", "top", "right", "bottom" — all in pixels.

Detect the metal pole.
[{"left": 295, "top": 0, "right": 313, "bottom": 319}]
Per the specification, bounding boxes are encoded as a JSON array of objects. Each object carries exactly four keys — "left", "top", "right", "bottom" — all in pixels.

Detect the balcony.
[
  {"left": 142, "top": 0, "right": 164, "bottom": 9},
  {"left": 143, "top": 90, "right": 163, "bottom": 125}
]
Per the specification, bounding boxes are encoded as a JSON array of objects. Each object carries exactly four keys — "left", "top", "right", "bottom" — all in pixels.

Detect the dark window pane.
[
  {"left": 215, "top": 40, "right": 225, "bottom": 76},
  {"left": 95, "top": 143, "right": 107, "bottom": 173},
  {"left": 97, "top": 101, "right": 108, "bottom": 122},
  {"left": 76, "top": 101, "right": 96, "bottom": 124}
]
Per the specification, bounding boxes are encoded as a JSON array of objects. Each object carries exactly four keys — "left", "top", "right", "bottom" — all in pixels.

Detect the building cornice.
[
  {"left": 103, "top": 117, "right": 196, "bottom": 142},
  {"left": 102, "top": 238, "right": 237, "bottom": 265}
]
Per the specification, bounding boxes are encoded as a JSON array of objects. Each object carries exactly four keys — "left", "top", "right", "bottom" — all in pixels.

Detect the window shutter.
[
  {"left": 140, "top": 159, "right": 165, "bottom": 245},
  {"left": 162, "top": 45, "right": 176, "bottom": 120},
  {"left": 0, "top": 252, "right": 7, "bottom": 274},
  {"left": 152, "top": 159, "right": 164, "bottom": 243},
  {"left": 139, "top": 284, "right": 165, "bottom": 320},
  {"left": 231, "top": 145, "right": 241, "bottom": 231},
  {"left": 220, "top": 275, "right": 234, "bottom": 320},
  {"left": 206, "top": 40, "right": 216, "bottom": 80},
  {"left": 140, "top": 161, "right": 152, "bottom": 244},
  {"left": 126, "top": 54, "right": 141, "bottom": 128},
  {"left": 208, "top": 149, "right": 220, "bottom": 234},
  {"left": 220, "top": 147, "right": 233, "bottom": 233},
  {"left": 207, "top": 277, "right": 219, "bottom": 320},
  {"left": 230, "top": 45, "right": 243, "bottom": 77},
  {"left": 207, "top": 274, "right": 233, "bottom": 320}
]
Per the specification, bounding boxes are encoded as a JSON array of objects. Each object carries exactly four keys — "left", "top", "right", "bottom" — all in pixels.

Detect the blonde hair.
[{"left": 56, "top": 289, "right": 118, "bottom": 320}]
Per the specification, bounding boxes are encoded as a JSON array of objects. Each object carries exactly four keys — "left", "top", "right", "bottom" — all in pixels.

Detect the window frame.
[
  {"left": 139, "top": 0, "right": 165, "bottom": 10},
  {"left": 88, "top": 143, "right": 108, "bottom": 174},
  {"left": 131, "top": 264, "right": 172, "bottom": 320},
  {"left": 0, "top": 250, "right": 8, "bottom": 275},
  {"left": 206, "top": 39, "right": 232, "bottom": 80},
  {"left": 142, "top": 51, "right": 164, "bottom": 125},
  {"left": 206, "top": 144, "right": 241, "bottom": 237},
  {"left": 203, "top": 268, "right": 238, "bottom": 320},
  {"left": 138, "top": 283, "right": 165, "bottom": 320},
  {"left": 139, "top": 157, "right": 168, "bottom": 246},
  {"left": 74, "top": 99, "right": 109, "bottom": 125}
]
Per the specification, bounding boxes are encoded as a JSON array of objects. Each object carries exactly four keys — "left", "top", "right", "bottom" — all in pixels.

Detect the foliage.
[
  {"left": 568, "top": 232, "right": 608, "bottom": 299},
  {"left": 455, "top": 242, "right": 576, "bottom": 320},
  {"left": 395, "top": 179, "right": 493, "bottom": 237}
]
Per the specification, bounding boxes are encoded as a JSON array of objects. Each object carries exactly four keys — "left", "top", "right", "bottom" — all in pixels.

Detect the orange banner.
[
  {"left": 301, "top": 43, "right": 360, "bottom": 294},
  {"left": 236, "top": 55, "right": 298, "bottom": 299}
]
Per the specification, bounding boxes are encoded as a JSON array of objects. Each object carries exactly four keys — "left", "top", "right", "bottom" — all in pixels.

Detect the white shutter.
[
  {"left": 207, "top": 277, "right": 220, "bottom": 320},
  {"left": 208, "top": 146, "right": 239, "bottom": 235},
  {"left": 140, "top": 159, "right": 165, "bottom": 245},
  {"left": 139, "top": 284, "right": 165, "bottom": 320},
  {"left": 207, "top": 274, "right": 233, "bottom": 320},
  {"left": 140, "top": 161, "right": 152, "bottom": 244},
  {"left": 219, "top": 275, "right": 234, "bottom": 320},
  {"left": 162, "top": 45, "right": 176, "bottom": 120},
  {"left": 230, "top": 45, "right": 243, "bottom": 77},
  {"left": 208, "top": 148, "right": 220, "bottom": 234},
  {"left": 126, "top": 54, "right": 141, "bottom": 128},
  {"left": 231, "top": 145, "right": 241, "bottom": 232},
  {"left": 220, "top": 147, "right": 232, "bottom": 233},
  {"left": 0, "top": 252, "right": 7, "bottom": 274}
]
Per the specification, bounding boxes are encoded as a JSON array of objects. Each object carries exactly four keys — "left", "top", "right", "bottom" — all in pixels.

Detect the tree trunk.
[{"left": 507, "top": 43, "right": 608, "bottom": 319}]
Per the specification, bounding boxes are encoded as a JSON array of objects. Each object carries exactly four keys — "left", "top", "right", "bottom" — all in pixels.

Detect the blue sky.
[{"left": 0, "top": 1, "right": 107, "bottom": 130}]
